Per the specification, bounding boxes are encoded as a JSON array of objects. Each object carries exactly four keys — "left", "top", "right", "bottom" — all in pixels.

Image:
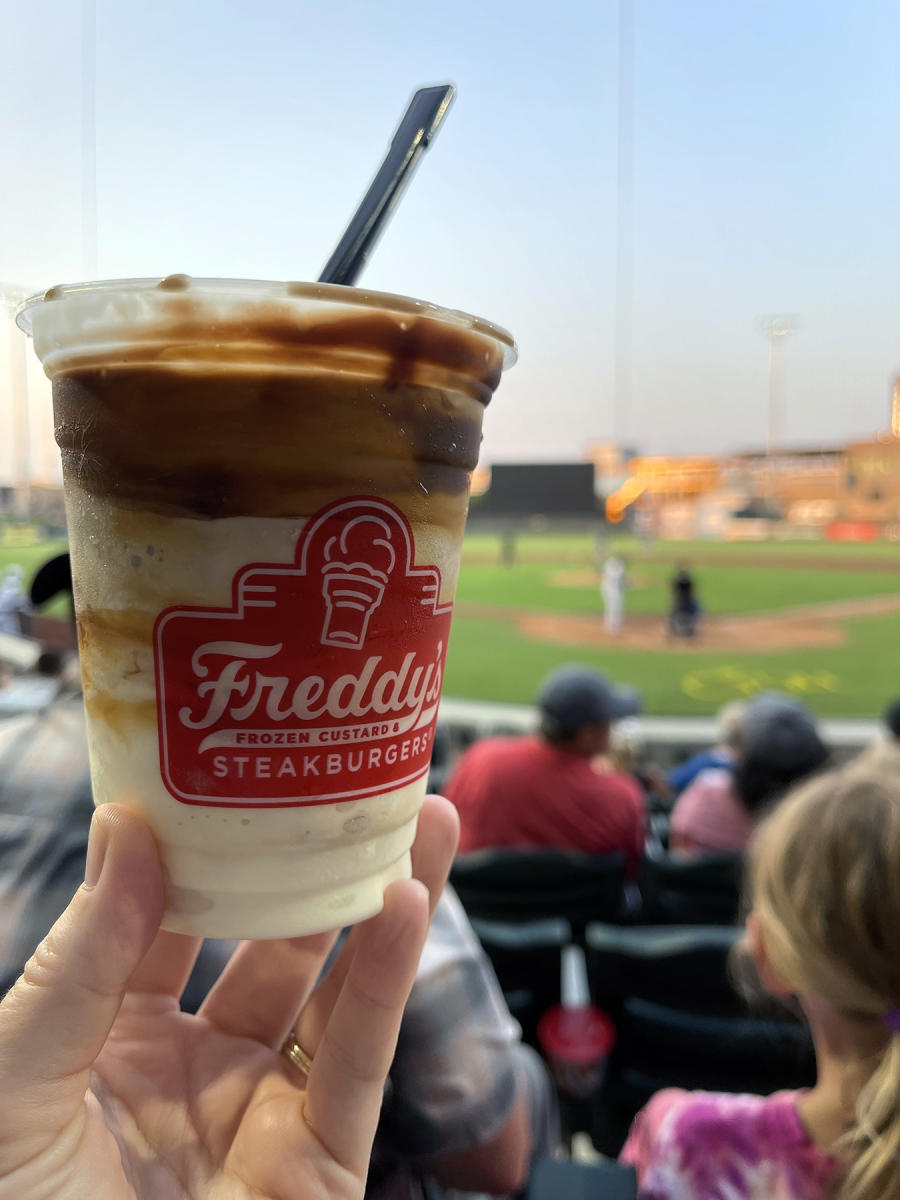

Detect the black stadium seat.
[
  {"left": 584, "top": 922, "right": 815, "bottom": 1155},
  {"left": 639, "top": 838, "right": 743, "bottom": 925},
  {"left": 517, "top": 1155, "right": 637, "bottom": 1200},
  {"left": 450, "top": 848, "right": 626, "bottom": 933},
  {"left": 591, "top": 998, "right": 816, "bottom": 1155},
  {"left": 469, "top": 916, "right": 571, "bottom": 1050},
  {"left": 586, "top": 922, "right": 745, "bottom": 1015}
]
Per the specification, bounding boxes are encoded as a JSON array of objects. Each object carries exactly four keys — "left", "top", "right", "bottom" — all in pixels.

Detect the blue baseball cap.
[{"left": 537, "top": 664, "right": 642, "bottom": 736}]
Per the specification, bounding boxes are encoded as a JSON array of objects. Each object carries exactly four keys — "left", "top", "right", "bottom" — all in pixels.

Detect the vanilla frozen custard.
[{"left": 19, "top": 276, "right": 515, "bottom": 937}]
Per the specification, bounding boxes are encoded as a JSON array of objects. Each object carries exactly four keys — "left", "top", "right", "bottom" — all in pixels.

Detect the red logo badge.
[{"left": 154, "top": 498, "right": 452, "bottom": 806}]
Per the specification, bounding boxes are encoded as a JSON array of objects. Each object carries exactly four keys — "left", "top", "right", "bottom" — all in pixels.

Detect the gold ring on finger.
[{"left": 280, "top": 1031, "right": 313, "bottom": 1077}]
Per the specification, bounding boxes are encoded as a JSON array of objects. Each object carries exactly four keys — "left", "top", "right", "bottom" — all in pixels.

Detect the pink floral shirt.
[{"left": 620, "top": 1089, "right": 837, "bottom": 1199}]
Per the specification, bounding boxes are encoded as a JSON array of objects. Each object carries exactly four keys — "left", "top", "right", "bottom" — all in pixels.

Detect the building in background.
[
  {"left": 838, "top": 435, "right": 900, "bottom": 528},
  {"left": 472, "top": 425, "right": 900, "bottom": 543},
  {"left": 595, "top": 435, "right": 900, "bottom": 542}
]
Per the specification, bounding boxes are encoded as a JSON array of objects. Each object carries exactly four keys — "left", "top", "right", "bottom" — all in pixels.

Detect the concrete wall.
[{"left": 436, "top": 696, "right": 881, "bottom": 771}]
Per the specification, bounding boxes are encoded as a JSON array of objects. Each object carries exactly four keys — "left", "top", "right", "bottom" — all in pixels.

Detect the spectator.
[
  {"left": 602, "top": 716, "right": 643, "bottom": 776},
  {"left": 0, "top": 565, "right": 28, "bottom": 636},
  {"left": 360, "top": 885, "right": 558, "bottom": 1198},
  {"left": 621, "top": 760, "right": 900, "bottom": 1200},
  {"left": 665, "top": 701, "right": 745, "bottom": 795},
  {"left": 0, "top": 555, "right": 231, "bottom": 1005},
  {"left": 669, "top": 692, "right": 828, "bottom": 856},
  {"left": 445, "top": 664, "right": 646, "bottom": 873},
  {"left": 0, "top": 678, "right": 235, "bottom": 1005}
]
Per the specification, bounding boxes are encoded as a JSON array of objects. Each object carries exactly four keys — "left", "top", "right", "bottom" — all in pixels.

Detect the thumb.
[{"left": 0, "top": 804, "right": 165, "bottom": 1124}]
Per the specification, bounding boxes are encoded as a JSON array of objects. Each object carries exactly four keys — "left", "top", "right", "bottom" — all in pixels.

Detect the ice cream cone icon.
[
  {"left": 321, "top": 565, "right": 387, "bottom": 648},
  {"left": 320, "top": 514, "right": 396, "bottom": 649}
]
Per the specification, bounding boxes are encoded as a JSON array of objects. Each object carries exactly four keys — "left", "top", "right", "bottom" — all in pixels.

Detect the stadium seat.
[
  {"left": 585, "top": 922, "right": 745, "bottom": 1016},
  {"left": 515, "top": 1155, "right": 637, "bottom": 1200},
  {"left": 584, "top": 923, "right": 816, "bottom": 1156},
  {"left": 590, "top": 997, "right": 817, "bottom": 1156},
  {"left": 639, "top": 837, "right": 743, "bottom": 925},
  {"left": 469, "top": 915, "right": 571, "bottom": 1049},
  {"left": 450, "top": 848, "right": 626, "bottom": 933}
]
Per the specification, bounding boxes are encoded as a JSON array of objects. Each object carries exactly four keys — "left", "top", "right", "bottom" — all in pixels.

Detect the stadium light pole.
[
  {"left": 612, "top": 0, "right": 634, "bottom": 451},
  {"left": 756, "top": 315, "right": 799, "bottom": 459}
]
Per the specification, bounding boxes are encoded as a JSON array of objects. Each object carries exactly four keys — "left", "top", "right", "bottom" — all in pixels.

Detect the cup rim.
[{"left": 16, "top": 275, "right": 517, "bottom": 367}]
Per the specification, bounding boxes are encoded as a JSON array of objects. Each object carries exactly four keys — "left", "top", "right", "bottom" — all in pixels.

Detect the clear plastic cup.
[{"left": 18, "top": 276, "right": 515, "bottom": 938}]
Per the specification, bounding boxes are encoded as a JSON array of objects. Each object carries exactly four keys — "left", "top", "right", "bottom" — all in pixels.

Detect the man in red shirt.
[{"left": 444, "top": 664, "right": 646, "bottom": 873}]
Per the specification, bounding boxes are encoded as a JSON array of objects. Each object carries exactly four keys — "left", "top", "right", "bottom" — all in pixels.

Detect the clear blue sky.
[{"left": 2, "top": 0, "right": 899, "bottom": 464}]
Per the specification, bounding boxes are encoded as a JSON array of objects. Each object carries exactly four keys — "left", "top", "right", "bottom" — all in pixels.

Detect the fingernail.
[{"left": 84, "top": 812, "right": 110, "bottom": 889}]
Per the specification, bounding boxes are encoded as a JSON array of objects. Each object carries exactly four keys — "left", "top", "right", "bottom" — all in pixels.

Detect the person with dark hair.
[
  {"left": 669, "top": 693, "right": 829, "bottom": 855},
  {"left": 444, "top": 664, "right": 646, "bottom": 873}
]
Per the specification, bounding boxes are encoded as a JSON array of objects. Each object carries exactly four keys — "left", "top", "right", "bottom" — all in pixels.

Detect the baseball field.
[
  {"left": 2, "top": 533, "right": 898, "bottom": 717},
  {"left": 443, "top": 533, "right": 900, "bottom": 717}
]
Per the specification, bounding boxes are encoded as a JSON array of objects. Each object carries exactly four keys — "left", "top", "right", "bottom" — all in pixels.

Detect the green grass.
[
  {"left": 463, "top": 531, "right": 900, "bottom": 562},
  {"left": 454, "top": 561, "right": 900, "bottom": 617},
  {"left": 4, "top": 532, "right": 898, "bottom": 717},
  {"left": 0, "top": 543, "right": 68, "bottom": 575},
  {"left": 619, "top": 538, "right": 900, "bottom": 561},
  {"left": 0, "top": 542, "right": 70, "bottom": 618},
  {"left": 446, "top": 530, "right": 900, "bottom": 716},
  {"left": 443, "top": 611, "right": 900, "bottom": 717}
]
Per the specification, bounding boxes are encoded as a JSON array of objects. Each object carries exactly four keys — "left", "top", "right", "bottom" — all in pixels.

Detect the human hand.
[{"left": 0, "top": 795, "right": 459, "bottom": 1200}]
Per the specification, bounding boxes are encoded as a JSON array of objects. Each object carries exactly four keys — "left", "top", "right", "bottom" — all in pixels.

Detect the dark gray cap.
[
  {"left": 537, "top": 664, "right": 642, "bottom": 737},
  {"left": 740, "top": 692, "right": 825, "bottom": 771}
]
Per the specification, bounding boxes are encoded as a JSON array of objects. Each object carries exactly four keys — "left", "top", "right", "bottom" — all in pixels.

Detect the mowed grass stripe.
[
  {"left": 454, "top": 561, "right": 900, "bottom": 618},
  {"left": 463, "top": 531, "right": 900, "bottom": 564}
]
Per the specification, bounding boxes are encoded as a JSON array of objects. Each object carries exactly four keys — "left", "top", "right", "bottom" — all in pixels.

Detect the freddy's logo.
[
  {"left": 321, "top": 510, "right": 397, "bottom": 650},
  {"left": 154, "top": 498, "right": 452, "bottom": 807}
]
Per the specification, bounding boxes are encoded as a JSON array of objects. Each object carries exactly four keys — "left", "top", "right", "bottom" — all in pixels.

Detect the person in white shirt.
[{"left": 601, "top": 555, "right": 628, "bottom": 635}]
